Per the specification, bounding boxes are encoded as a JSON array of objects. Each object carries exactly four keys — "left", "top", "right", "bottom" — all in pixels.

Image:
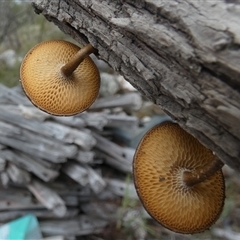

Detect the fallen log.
[{"left": 31, "top": 0, "right": 240, "bottom": 172}]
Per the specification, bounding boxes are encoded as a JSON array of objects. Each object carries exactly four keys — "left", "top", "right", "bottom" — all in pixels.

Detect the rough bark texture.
[{"left": 31, "top": 0, "right": 240, "bottom": 172}]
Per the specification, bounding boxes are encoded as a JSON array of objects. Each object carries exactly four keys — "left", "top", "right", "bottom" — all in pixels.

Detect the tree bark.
[{"left": 31, "top": 0, "right": 240, "bottom": 172}]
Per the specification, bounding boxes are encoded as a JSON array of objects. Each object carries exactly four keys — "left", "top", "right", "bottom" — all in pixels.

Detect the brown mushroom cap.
[
  {"left": 20, "top": 40, "right": 100, "bottom": 116},
  {"left": 133, "top": 122, "right": 225, "bottom": 234}
]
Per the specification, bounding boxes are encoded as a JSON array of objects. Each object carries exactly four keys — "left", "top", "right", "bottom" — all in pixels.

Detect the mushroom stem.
[
  {"left": 61, "top": 44, "right": 96, "bottom": 77},
  {"left": 183, "top": 157, "right": 224, "bottom": 187}
]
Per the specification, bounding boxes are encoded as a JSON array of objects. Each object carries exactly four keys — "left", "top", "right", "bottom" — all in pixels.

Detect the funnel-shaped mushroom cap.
[
  {"left": 133, "top": 122, "right": 225, "bottom": 234},
  {"left": 20, "top": 40, "right": 100, "bottom": 116}
]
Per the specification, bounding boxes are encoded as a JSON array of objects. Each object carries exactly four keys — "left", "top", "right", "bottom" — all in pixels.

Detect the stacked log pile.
[
  {"left": 0, "top": 77, "right": 239, "bottom": 239},
  {"left": 0, "top": 73, "right": 164, "bottom": 239}
]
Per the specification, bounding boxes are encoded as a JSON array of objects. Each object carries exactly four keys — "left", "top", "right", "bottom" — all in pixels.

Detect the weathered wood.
[
  {"left": 90, "top": 92, "right": 142, "bottom": 111},
  {"left": 81, "top": 202, "right": 148, "bottom": 239},
  {"left": 71, "top": 112, "right": 139, "bottom": 130},
  {"left": 32, "top": 0, "right": 240, "bottom": 171},
  {"left": 0, "top": 103, "right": 138, "bottom": 130},
  {"left": 75, "top": 150, "right": 95, "bottom": 164},
  {"left": 0, "top": 143, "right": 6, "bottom": 150},
  {"left": 44, "top": 122, "right": 96, "bottom": 150},
  {"left": 39, "top": 215, "right": 108, "bottom": 237},
  {"left": 93, "top": 132, "right": 134, "bottom": 172},
  {"left": 86, "top": 166, "right": 106, "bottom": 194},
  {"left": 81, "top": 201, "right": 119, "bottom": 220},
  {"left": 78, "top": 112, "right": 109, "bottom": 130},
  {"left": 100, "top": 152, "right": 132, "bottom": 173},
  {"left": 0, "top": 108, "right": 96, "bottom": 151},
  {"left": 0, "top": 157, "right": 6, "bottom": 172},
  {"left": 105, "top": 178, "right": 138, "bottom": 199},
  {"left": 105, "top": 114, "right": 139, "bottom": 129},
  {"left": 0, "top": 83, "right": 150, "bottom": 237},
  {"left": 18, "top": 104, "right": 49, "bottom": 121},
  {"left": 61, "top": 162, "right": 106, "bottom": 193},
  {"left": 27, "top": 179, "right": 67, "bottom": 217},
  {"left": 61, "top": 162, "right": 89, "bottom": 187},
  {"left": 0, "top": 150, "right": 59, "bottom": 182},
  {"left": 7, "top": 163, "right": 31, "bottom": 185},
  {"left": 0, "top": 84, "right": 30, "bottom": 105},
  {"left": 0, "top": 187, "right": 44, "bottom": 211},
  {"left": 43, "top": 236, "right": 65, "bottom": 240},
  {"left": 0, "top": 121, "right": 77, "bottom": 163},
  {"left": 0, "top": 172, "right": 9, "bottom": 187},
  {"left": 0, "top": 181, "right": 81, "bottom": 214},
  {"left": 0, "top": 208, "right": 79, "bottom": 223},
  {"left": 53, "top": 115, "right": 85, "bottom": 128}
]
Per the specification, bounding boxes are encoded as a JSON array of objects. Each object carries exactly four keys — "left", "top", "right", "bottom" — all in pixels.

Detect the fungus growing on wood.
[
  {"left": 133, "top": 122, "right": 225, "bottom": 234},
  {"left": 20, "top": 40, "right": 100, "bottom": 116}
]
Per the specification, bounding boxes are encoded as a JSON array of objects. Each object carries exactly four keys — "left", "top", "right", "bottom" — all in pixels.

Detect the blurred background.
[
  {"left": 0, "top": 1, "right": 239, "bottom": 240},
  {"left": 0, "top": 0, "right": 72, "bottom": 87}
]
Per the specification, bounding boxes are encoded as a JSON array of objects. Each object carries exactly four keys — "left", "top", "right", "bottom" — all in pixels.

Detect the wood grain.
[{"left": 31, "top": 0, "right": 240, "bottom": 171}]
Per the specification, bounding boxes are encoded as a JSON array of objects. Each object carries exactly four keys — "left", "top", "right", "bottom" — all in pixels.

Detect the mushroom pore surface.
[
  {"left": 20, "top": 40, "right": 100, "bottom": 116},
  {"left": 133, "top": 122, "right": 225, "bottom": 234}
]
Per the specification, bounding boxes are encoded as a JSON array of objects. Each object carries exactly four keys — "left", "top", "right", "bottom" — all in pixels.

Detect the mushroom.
[
  {"left": 20, "top": 40, "right": 100, "bottom": 116},
  {"left": 133, "top": 122, "right": 225, "bottom": 234}
]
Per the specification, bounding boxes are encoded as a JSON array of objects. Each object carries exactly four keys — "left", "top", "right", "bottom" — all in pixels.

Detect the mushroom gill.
[
  {"left": 133, "top": 122, "right": 225, "bottom": 234},
  {"left": 20, "top": 40, "right": 100, "bottom": 116}
]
